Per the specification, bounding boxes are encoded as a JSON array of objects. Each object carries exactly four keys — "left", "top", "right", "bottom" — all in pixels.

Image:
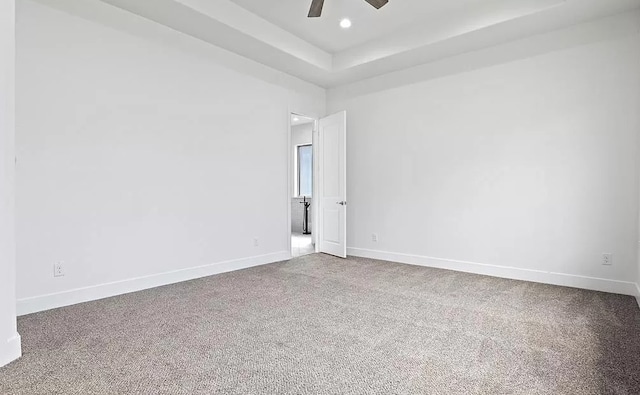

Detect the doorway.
[
  {"left": 288, "top": 111, "right": 347, "bottom": 259},
  {"left": 290, "top": 113, "right": 316, "bottom": 258}
]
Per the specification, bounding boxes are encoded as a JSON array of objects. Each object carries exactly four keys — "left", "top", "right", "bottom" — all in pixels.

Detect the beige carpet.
[{"left": 1, "top": 254, "right": 639, "bottom": 394}]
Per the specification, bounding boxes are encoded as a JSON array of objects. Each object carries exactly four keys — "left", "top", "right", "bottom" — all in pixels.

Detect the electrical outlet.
[
  {"left": 602, "top": 253, "right": 613, "bottom": 266},
  {"left": 372, "top": 233, "right": 378, "bottom": 243},
  {"left": 253, "top": 238, "right": 259, "bottom": 247},
  {"left": 53, "top": 262, "right": 65, "bottom": 277}
]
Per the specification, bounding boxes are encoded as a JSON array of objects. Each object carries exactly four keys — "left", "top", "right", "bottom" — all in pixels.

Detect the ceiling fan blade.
[
  {"left": 364, "top": 0, "right": 388, "bottom": 9},
  {"left": 308, "top": 0, "right": 324, "bottom": 17}
]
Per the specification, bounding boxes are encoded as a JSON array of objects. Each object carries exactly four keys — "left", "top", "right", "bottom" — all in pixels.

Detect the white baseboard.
[
  {"left": 0, "top": 333, "right": 22, "bottom": 368},
  {"left": 17, "top": 251, "right": 291, "bottom": 316},
  {"left": 636, "top": 283, "right": 640, "bottom": 309},
  {"left": 348, "top": 247, "right": 639, "bottom": 297}
]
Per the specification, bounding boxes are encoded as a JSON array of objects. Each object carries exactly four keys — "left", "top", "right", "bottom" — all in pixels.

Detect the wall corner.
[{"left": 0, "top": 333, "right": 21, "bottom": 368}]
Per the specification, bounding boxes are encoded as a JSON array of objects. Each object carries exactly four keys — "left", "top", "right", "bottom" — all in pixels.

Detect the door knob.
[{"left": 336, "top": 201, "right": 347, "bottom": 206}]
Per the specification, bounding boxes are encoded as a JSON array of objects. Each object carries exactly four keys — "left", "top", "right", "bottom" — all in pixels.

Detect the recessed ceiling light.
[{"left": 340, "top": 18, "right": 352, "bottom": 29}]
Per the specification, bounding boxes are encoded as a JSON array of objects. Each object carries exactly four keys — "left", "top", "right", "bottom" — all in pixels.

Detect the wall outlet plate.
[
  {"left": 372, "top": 233, "right": 378, "bottom": 242},
  {"left": 54, "top": 262, "right": 65, "bottom": 277},
  {"left": 602, "top": 253, "right": 613, "bottom": 266}
]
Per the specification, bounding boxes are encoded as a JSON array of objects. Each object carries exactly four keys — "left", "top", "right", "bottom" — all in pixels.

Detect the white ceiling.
[
  {"left": 229, "top": 0, "right": 484, "bottom": 53},
  {"left": 100, "top": 0, "right": 640, "bottom": 88},
  {"left": 291, "top": 114, "right": 315, "bottom": 126}
]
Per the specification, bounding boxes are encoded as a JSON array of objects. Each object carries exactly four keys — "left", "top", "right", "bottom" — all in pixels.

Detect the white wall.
[
  {"left": 292, "top": 123, "right": 313, "bottom": 146},
  {"left": 15, "top": 0, "right": 324, "bottom": 314},
  {"left": 328, "top": 15, "right": 640, "bottom": 295},
  {"left": 0, "top": 0, "right": 21, "bottom": 367}
]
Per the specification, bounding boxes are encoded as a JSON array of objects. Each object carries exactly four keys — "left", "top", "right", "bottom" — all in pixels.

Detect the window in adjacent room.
[{"left": 297, "top": 144, "right": 313, "bottom": 197}]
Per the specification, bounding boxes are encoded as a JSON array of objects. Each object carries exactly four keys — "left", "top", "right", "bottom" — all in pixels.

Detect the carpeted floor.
[{"left": 1, "top": 254, "right": 640, "bottom": 394}]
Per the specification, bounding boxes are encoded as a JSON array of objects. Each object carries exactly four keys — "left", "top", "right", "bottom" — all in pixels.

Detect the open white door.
[{"left": 317, "top": 111, "right": 347, "bottom": 258}]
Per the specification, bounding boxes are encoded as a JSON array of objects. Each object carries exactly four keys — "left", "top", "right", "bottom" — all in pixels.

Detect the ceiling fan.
[{"left": 308, "top": 0, "right": 389, "bottom": 18}]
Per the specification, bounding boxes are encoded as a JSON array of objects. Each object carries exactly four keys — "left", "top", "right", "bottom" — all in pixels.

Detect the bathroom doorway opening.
[{"left": 290, "top": 113, "right": 316, "bottom": 258}]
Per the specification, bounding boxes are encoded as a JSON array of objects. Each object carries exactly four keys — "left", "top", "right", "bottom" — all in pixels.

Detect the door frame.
[{"left": 287, "top": 111, "right": 319, "bottom": 258}]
